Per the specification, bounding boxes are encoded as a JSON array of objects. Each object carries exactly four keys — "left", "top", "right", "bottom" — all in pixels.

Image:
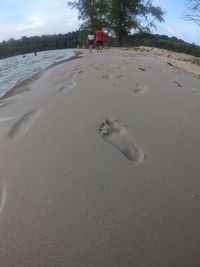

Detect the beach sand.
[{"left": 0, "top": 47, "right": 200, "bottom": 266}]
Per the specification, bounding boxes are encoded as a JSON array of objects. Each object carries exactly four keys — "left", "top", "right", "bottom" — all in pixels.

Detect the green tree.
[
  {"left": 106, "top": 0, "right": 165, "bottom": 46},
  {"left": 67, "top": 0, "right": 165, "bottom": 46},
  {"left": 68, "top": 0, "right": 108, "bottom": 32}
]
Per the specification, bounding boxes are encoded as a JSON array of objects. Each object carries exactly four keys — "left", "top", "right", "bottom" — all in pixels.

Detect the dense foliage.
[
  {"left": 68, "top": 0, "right": 165, "bottom": 46},
  {"left": 127, "top": 33, "right": 200, "bottom": 57},
  {"left": 0, "top": 31, "right": 83, "bottom": 59},
  {"left": 0, "top": 31, "right": 200, "bottom": 60}
]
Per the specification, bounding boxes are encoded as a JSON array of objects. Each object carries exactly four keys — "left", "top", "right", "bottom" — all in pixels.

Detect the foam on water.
[{"left": 0, "top": 49, "right": 75, "bottom": 97}]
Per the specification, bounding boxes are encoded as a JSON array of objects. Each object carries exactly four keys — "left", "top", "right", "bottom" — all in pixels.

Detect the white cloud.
[
  {"left": 26, "top": 14, "right": 45, "bottom": 29},
  {"left": 0, "top": 3, "right": 80, "bottom": 42},
  {"left": 0, "top": 14, "right": 45, "bottom": 41}
]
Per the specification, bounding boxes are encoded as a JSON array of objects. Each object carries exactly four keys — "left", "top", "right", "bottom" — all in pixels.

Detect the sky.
[{"left": 0, "top": 0, "right": 199, "bottom": 45}]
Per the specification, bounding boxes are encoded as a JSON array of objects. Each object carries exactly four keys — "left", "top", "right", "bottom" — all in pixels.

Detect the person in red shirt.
[{"left": 95, "top": 28, "right": 105, "bottom": 52}]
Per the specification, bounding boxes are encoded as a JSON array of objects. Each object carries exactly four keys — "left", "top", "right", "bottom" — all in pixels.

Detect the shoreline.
[
  {"left": 0, "top": 50, "right": 84, "bottom": 101},
  {"left": 0, "top": 47, "right": 200, "bottom": 266},
  {"left": 1, "top": 46, "right": 199, "bottom": 101}
]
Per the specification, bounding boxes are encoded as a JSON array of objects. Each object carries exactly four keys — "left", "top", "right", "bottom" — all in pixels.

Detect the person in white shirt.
[{"left": 87, "top": 32, "right": 95, "bottom": 53}]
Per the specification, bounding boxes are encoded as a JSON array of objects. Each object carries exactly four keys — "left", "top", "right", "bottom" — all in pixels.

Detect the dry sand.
[{"left": 0, "top": 47, "right": 200, "bottom": 266}]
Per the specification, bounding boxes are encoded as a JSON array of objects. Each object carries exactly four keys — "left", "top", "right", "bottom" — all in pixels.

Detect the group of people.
[{"left": 87, "top": 28, "right": 105, "bottom": 53}]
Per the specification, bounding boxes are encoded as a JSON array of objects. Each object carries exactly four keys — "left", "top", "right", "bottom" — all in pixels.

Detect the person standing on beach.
[
  {"left": 87, "top": 32, "right": 95, "bottom": 53},
  {"left": 95, "top": 28, "right": 105, "bottom": 52}
]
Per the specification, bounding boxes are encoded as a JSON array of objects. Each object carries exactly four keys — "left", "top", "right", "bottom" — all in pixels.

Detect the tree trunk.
[{"left": 117, "top": 0, "right": 123, "bottom": 46}]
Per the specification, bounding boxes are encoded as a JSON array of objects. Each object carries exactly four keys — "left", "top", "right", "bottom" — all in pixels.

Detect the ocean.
[{"left": 0, "top": 49, "right": 76, "bottom": 98}]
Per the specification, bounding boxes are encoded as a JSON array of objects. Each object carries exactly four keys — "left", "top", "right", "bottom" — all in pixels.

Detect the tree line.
[
  {"left": 68, "top": 0, "right": 165, "bottom": 46},
  {"left": 0, "top": 31, "right": 83, "bottom": 59},
  {"left": 128, "top": 33, "right": 200, "bottom": 58},
  {"left": 0, "top": 31, "right": 200, "bottom": 60}
]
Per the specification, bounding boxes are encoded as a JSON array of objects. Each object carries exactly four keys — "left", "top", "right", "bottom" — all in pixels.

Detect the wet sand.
[{"left": 0, "top": 47, "right": 200, "bottom": 266}]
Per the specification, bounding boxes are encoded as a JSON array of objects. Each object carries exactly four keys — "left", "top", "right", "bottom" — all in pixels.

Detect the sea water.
[{"left": 0, "top": 49, "right": 76, "bottom": 97}]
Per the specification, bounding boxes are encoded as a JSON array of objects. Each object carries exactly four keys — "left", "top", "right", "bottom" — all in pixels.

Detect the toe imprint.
[
  {"left": 99, "top": 118, "right": 145, "bottom": 162},
  {"left": 133, "top": 82, "right": 149, "bottom": 94}
]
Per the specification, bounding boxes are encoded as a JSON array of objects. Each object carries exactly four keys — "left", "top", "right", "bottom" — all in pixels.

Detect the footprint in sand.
[
  {"left": 133, "top": 82, "right": 149, "bottom": 94},
  {"left": 102, "top": 74, "right": 113, "bottom": 79},
  {"left": 0, "top": 99, "right": 14, "bottom": 109},
  {"left": 68, "top": 71, "right": 77, "bottom": 80},
  {"left": 8, "top": 109, "right": 41, "bottom": 138},
  {"left": 94, "top": 66, "right": 101, "bottom": 70},
  {"left": 58, "top": 82, "right": 77, "bottom": 93},
  {"left": 116, "top": 74, "right": 125, "bottom": 79},
  {"left": 99, "top": 119, "right": 145, "bottom": 162},
  {"left": 192, "top": 87, "right": 200, "bottom": 94},
  {"left": 0, "top": 183, "right": 7, "bottom": 215},
  {"left": 73, "top": 65, "right": 81, "bottom": 71}
]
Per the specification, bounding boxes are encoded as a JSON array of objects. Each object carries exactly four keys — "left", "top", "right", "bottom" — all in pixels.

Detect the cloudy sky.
[{"left": 0, "top": 0, "right": 199, "bottom": 45}]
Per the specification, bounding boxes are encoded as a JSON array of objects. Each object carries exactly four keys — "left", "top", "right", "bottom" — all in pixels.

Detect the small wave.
[
  {"left": 55, "top": 56, "right": 64, "bottom": 60},
  {"left": 0, "top": 49, "right": 75, "bottom": 97}
]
